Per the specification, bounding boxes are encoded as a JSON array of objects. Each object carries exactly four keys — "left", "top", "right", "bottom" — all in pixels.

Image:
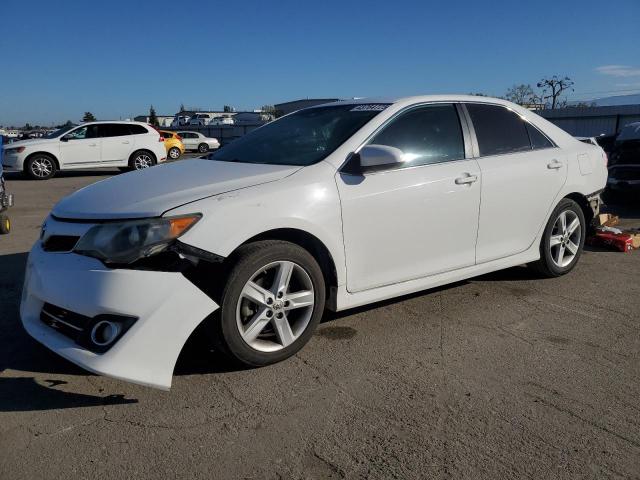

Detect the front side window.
[
  {"left": 67, "top": 125, "right": 98, "bottom": 140},
  {"left": 367, "top": 104, "right": 465, "bottom": 168},
  {"left": 209, "top": 104, "right": 387, "bottom": 166},
  {"left": 466, "top": 104, "right": 531, "bottom": 156}
]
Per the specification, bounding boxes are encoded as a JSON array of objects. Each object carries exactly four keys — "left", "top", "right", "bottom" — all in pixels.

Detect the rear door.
[
  {"left": 464, "top": 103, "right": 567, "bottom": 263},
  {"left": 98, "top": 124, "right": 134, "bottom": 165},
  {"left": 337, "top": 103, "right": 481, "bottom": 292}
]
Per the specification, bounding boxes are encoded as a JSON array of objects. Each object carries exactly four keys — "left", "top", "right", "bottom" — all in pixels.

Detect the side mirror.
[
  {"left": 356, "top": 144, "right": 405, "bottom": 173},
  {"left": 60, "top": 134, "right": 71, "bottom": 142}
]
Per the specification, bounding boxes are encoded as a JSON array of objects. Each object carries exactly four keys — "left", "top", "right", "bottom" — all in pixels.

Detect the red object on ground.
[{"left": 586, "top": 231, "right": 634, "bottom": 252}]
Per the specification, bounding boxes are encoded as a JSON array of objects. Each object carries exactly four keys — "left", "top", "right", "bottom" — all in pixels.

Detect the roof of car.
[
  {"left": 321, "top": 95, "right": 516, "bottom": 108},
  {"left": 79, "top": 120, "right": 151, "bottom": 126}
]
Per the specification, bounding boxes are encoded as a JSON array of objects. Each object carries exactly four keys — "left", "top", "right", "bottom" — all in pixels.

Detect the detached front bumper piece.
[{"left": 20, "top": 244, "right": 218, "bottom": 390}]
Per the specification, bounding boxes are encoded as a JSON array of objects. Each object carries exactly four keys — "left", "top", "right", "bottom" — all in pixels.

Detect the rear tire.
[
  {"left": 0, "top": 214, "right": 10, "bottom": 234},
  {"left": 168, "top": 147, "right": 181, "bottom": 159},
  {"left": 24, "top": 154, "right": 57, "bottom": 180},
  {"left": 210, "top": 240, "right": 326, "bottom": 367},
  {"left": 128, "top": 150, "right": 156, "bottom": 170},
  {"left": 198, "top": 143, "right": 209, "bottom": 153},
  {"left": 529, "top": 198, "right": 585, "bottom": 278}
]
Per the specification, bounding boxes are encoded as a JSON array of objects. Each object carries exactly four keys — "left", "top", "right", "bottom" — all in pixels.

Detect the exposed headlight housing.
[{"left": 74, "top": 214, "right": 201, "bottom": 265}]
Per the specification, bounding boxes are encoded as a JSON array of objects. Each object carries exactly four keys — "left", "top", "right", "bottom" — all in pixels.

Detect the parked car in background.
[
  {"left": 607, "top": 122, "right": 640, "bottom": 195},
  {"left": 159, "top": 130, "right": 185, "bottom": 159},
  {"left": 1, "top": 121, "right": 167, "bottom": 179},
  {"left": 177, "top": 131, "right": 220, "bottom": 153},
  {"left": 20, "top": 95, "right": 607, "bottom": 389},
  {"left": 189, "top": 113, "right": 214, "bottom": 126},
  {"left": 210, "top": 116, "right": 234, "bottom": 126},
  {"left": 0, "top": 137, "right": 15, "bottom": 234},
  {"left": 171, "top": 115, "right": 191, "bottom": 128}
]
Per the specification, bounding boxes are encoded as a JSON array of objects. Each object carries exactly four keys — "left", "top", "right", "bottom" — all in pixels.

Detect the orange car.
[{"left": 159, "top": 130, "right": 185, "bottom": 160}]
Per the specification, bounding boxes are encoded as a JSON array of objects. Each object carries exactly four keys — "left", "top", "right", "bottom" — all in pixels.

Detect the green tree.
[
  {"left": 179, "top": 103, "right": 185, "bottom": 113},
  {"left": 24, "top": 123, "right": 32, "bottom": 130},
  {"left": 223, "top": 105, "right": 234, "bottom": 113},
  {"left": 149, "top": 105, "right": 159, "bottom": 126},
  {"left": 82, "top": 111, "right": 96, "bottom": 122}
]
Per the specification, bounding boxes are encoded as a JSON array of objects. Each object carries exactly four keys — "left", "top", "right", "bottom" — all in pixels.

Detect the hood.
[
  {"left": 52, "top": 159, "right": 301, "bottom": 220},
  {"left": 3, "top": 138, "right": 53, "bottom": 149}
]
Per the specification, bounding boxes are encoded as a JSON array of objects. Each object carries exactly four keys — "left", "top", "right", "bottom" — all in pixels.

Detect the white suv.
[
  {"left": 2, "top": 121, "right": 167, "bottom": 180},
  {"left": 21, "top": 96, "right": 607, "bottom": 389}
]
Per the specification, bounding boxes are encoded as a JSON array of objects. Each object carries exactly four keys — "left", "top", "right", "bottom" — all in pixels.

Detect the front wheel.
[
  {"left": 530, "top": 198, "right": 585, "bottom": 277},
  {"left": 25, "top": 154, "right": 56, "bottom": 180},
  {"left": 211, "top": 240, "right": 326, "bottom": 366},
  {"left": 0, "top": 214, "right": 10, "bottom": 234}
]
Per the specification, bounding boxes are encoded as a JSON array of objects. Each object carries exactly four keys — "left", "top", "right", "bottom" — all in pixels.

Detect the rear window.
[
  {"left": 129, "top": 124, "right": 149, "bottom": 135},
  {"left": 466, "top": 104, "right": 531, "bottom": 156},
  {"left": 526, "top": 124, "right": 554, "bottom": 150}
]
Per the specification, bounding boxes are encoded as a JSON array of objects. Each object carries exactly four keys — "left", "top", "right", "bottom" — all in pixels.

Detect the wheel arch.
[
  {"left": 235, "top": 228, "right": 339, "bottom": 308},
  {"left": 563, "top": 192, "right": 594, "bottom": 226},
  {"left": 129, "top": 148, "right": 157, "bottom": 162}
]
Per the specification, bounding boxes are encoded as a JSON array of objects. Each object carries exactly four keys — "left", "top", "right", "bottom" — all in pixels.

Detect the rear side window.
[
  {"left": 526, "top": 124, "right": 553, "bottom": 150},
  {"left": 466, "top": 104, "right": 531, "bottom": 156},
  {"left": 129, "top": 124, "right": 149, "bottom": 135},
  {"left": 98, "top": 124, "right": 132, "bottom": 137},
  {"left": 369, "top": 104, "right": 465, "bottom": 167}
]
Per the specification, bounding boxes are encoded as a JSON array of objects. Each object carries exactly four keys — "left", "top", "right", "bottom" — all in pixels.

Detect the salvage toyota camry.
[{"left": 21, "top": 96, "right": 607, "bottom": 389}]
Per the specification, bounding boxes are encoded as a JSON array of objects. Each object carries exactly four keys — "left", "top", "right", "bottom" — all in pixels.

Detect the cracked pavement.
[{"left": 1, "top": 170, "right": 639, "bottom": 479}]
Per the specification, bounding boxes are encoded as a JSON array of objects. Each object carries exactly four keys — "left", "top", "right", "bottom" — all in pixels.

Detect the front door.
[
  {"left": 59, "top": 124, "right": 101, "bottom": 167},
  {"left": 337, "top": 104, "right": 481, "bottom": 293}
]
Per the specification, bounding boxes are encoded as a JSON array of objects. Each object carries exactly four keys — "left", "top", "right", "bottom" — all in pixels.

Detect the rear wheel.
[
  {"left": 530, "top": 198, "right": 585, "bottom": 277},
  {"left": 198, "top": 143, "right": 209, "bottom": 153},
  {"left": 25, "top": 154, "right": 56, "bottom": 180},
  {"left": 211, "top": 240, "right": 325, "bottom": 366},
  {"left": 128, "top": 151, "right": 156, "bottom": 170},
  {"left": 168, "top": 147, "right": 181, "bottom": 159}
]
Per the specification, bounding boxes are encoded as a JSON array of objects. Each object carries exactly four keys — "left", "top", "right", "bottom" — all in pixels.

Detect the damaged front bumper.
[{"left": 20, "top": 243, "right": 218, "bottom": 390}]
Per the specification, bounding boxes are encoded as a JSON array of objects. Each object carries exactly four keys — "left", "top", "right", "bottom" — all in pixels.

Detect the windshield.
[
  {"left": 44, "top": 125, "right": 76, "bottom": 139},
  {"left": 209, "top": 104, "right": 388, "bottom": 166}
]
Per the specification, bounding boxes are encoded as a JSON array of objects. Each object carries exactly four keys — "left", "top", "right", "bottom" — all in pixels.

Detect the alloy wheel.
[
  {"left": 169, "top": 148, "right": 180, "bottom": 159},
  {"left": 549, "top": 209, "right": 581, "bottom": 268},
  {"left": 134, "top": 154, "right": 153, "bottom": 169},
  {"left": 236, "top": 261, "right": 315, "bottom": 352},
  {"left": 31, "top": 157, "right": 53, "bottom": 178}
]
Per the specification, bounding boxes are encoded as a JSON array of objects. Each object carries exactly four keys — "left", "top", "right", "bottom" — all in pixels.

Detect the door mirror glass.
[{"left": 358, "top": 144, "right": 405, "bottom": 172}]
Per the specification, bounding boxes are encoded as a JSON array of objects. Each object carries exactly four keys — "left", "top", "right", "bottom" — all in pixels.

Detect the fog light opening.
[{"left": 91, "top": 320, "right": 121, "bottom": 346}]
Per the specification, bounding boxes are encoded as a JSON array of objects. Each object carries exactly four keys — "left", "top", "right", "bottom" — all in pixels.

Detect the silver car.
[{"left": 177, "top": 131, "right": 221, "bottom": 153}]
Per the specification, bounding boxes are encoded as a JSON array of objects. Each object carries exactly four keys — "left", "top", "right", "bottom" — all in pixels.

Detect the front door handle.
[
  {"left": 122, "top": 141, "right": 130, "bottom": 144},
  {"left": 547, "top": 159, "right": 563, "bottom": 169},
  {"left": 455, "top": 174, "right": 478, "bottom": 185},
  {"left": 88, "top": 143, "right": 98, "bottom": 147}
]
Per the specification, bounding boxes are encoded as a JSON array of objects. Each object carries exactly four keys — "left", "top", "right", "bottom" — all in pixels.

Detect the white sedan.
[
  {"left": 21, "top": 95, "right": 607, "bottom": 389},
  {"left": 177, "top": 131, "right": 220, "bottom": 153}
]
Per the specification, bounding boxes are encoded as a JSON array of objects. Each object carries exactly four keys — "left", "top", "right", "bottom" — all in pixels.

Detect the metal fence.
[
  {"left": 165, "top": 123, "right": 265, "bottom": 146},
  {"left": 538, "top": 104, "right": 640, "bottom": 137}
]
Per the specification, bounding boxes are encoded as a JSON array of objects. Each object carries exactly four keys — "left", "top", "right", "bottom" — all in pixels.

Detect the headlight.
[{"left": 74, "top": 214, "right": 200, "bottom": 265}]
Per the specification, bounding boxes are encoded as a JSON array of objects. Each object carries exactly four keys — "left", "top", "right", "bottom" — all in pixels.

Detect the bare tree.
[
  {"left": 505, "top": 84, "right": 537, "bottom": 106},
  {"left": 537, "top": 76, "right": 574, "bottom": 109}
]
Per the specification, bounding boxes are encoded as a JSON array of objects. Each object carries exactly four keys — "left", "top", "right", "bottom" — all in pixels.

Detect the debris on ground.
[{"left": 587, "top": 213, "right": 640, "bottom": 252}]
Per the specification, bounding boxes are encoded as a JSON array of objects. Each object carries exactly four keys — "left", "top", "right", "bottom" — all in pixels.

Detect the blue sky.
[{"left": 1, "top": 0, "right": 639, "bottom": 126}]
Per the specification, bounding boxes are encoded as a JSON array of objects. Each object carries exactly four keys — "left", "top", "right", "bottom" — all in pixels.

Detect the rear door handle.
[
  {"left": 455, "top": 174, "right": 478, "bottom": 185},
  {"left": 122, "top": 141, "right": 130, "bottom": 144},
  {"left": 88, "top": 143, "right": 98, "bottom": 147},
  {"left": 547, "top": 159, "right": 563, "bottom": 169}
]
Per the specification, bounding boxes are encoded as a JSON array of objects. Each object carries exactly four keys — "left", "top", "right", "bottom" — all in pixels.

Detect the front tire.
[
  {"left": 530, "top": 198, "right": 585, "bottom": 277},
  {"left": 25, "top": 154, "right": 57, "bottom": 180},
  {"left": 211, "top": 240, "right": 326, "bottom": 366},
  {"left": 0, "top": 214, "right": 10, "bottom": 234}
]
